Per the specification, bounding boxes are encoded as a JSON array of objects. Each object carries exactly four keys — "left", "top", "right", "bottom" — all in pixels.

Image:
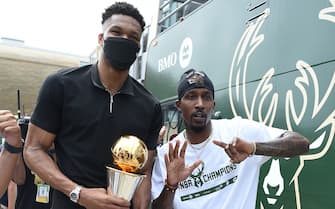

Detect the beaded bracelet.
[{"left": 164, "top": 179, "right": 178, "bottom": 193}]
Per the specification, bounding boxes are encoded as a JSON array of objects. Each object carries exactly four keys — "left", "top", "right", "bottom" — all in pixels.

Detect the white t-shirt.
[{"left": 151, "top": 117, "right": 284, "bottom": 209}]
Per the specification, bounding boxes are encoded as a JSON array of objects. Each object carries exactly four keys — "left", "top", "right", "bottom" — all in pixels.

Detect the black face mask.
[{"left": 103, "top": 37, "right": 140, "bottom": 71}]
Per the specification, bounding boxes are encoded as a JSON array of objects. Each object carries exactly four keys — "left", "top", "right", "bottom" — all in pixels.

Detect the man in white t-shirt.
[{"left": 151, "top": 69, "right": 310, "bottom": 209}]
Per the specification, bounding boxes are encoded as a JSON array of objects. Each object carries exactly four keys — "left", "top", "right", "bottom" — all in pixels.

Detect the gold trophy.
[{"left": 106, "top": 135, "right": 148, "bottom": 201}]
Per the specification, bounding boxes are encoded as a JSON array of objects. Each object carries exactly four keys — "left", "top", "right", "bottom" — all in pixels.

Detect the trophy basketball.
[{"left": 106, "top": 135, "right": 148, "bottom": 201}]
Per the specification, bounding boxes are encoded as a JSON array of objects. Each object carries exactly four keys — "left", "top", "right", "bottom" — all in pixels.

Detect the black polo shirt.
[{"left": 31, "top": 64, "right": 162, "bottom": 208}]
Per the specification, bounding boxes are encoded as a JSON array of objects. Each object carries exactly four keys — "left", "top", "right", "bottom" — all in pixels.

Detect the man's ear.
[
  {"left": 175, "top": 100, "right": 181, "bottom": 111},
  {"left": 98, "top": 33, "right": 104, "bottom": 46}
]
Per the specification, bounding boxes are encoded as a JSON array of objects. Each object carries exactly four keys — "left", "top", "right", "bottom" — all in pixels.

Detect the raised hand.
[
  {"left": 164, "top": 140, "right": 202, "bottom": 187},
  {"left": 213, "top": 137, "right": 254, "bottom": 163},
  {"left": 0, "top": 110, "right": 22, "bottom": 147}
]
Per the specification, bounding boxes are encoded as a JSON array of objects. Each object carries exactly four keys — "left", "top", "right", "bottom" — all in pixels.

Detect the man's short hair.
[
  {"left": 177, "top": 69, "right": 214, "bottom": 100},
  {"left": 102, "top": 2, "right": 145, "bottom": 31}
]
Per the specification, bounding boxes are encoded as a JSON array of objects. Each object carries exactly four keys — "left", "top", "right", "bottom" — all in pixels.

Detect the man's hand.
[
  {"left": 157, "top": 126, "right": 166, "bottom": 146},
  {"left": 164, "top": 140, "right": 202, "bottom": 187},
  {"left": 213, "top": 137, "right": 254, "bottom": 163},
  {"left": 0, "top": 110, "right": 22, "bottom": 147},
  {"left": 79, "top": 188, "right": 130, "bottom": 209}
]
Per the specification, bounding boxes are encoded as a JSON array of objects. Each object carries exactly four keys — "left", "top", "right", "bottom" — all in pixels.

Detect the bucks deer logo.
[
  {"left": 190, "top": 161, "right": 205, "bottom": 187},
  {"left": 228, "top": 2, "right": 335, "bottom": 209}
]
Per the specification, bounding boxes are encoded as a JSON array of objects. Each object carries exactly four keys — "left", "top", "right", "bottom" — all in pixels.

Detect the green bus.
[{"left": 140, "top": 0, "right": 335, "bottom": 208}]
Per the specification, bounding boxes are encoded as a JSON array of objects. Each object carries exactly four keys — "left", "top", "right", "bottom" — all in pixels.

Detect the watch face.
[
  {"left": 69, "top": 186, "right": 81, "bottom": 203},
  {"left": 70, "top": 191, "right": 79, "bottom": 202}
]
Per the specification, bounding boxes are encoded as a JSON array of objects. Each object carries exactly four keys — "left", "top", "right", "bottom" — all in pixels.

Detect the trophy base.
[{"left": 106, "top": 166, "right": 146, "bottom": 201}]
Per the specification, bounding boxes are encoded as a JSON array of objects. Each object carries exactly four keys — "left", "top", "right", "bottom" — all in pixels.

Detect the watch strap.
[{"left": 4, "top": 141, "right": 23, "bottom": 153}]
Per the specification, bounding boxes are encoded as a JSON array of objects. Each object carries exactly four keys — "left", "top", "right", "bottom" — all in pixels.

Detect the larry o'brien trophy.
[{"left": 106, "top": 135, "right": 148, "bottom": 201}]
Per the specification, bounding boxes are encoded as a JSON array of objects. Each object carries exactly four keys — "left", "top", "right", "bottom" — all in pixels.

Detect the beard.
[
  {"left": 189, "top": 124, "right": 207, "bottom": 133},
  {"left": 183, "top": 110, "right": 212, "bottom": 133}
]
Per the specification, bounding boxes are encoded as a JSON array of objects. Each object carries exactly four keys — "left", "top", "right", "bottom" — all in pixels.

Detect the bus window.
[{"left": 158, "top": 0, "right": 209, "bottom": 32}]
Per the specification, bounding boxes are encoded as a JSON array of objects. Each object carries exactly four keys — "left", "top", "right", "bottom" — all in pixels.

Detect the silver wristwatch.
[{"left": 69, "top": 185, "right": 82, "bottom": 203}]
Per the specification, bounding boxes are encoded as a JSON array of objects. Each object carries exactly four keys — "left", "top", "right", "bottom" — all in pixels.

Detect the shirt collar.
[{"left": 90, "top": 63, "right": 134, "bottom": 96}]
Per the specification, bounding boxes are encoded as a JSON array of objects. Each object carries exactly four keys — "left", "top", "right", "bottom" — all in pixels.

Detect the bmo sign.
[{"left": 158, "top": 37, "right": 193, "bottom": 72}]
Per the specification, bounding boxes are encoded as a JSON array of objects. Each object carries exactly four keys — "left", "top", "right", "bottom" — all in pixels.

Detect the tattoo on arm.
[{"left": 255, "top": 131, "right": 310, "bottom": 157}]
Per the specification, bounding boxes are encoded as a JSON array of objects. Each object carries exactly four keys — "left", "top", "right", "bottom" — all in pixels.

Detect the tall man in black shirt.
[{"left": 24, "top": 2, "right": 163, "bottom": 209}]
